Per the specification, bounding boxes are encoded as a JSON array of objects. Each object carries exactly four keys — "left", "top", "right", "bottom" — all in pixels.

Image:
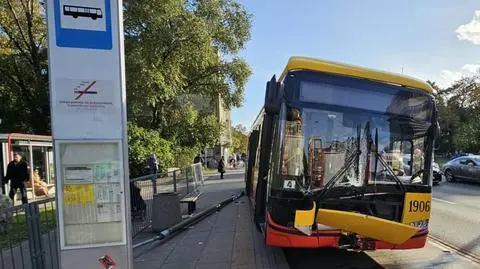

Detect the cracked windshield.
[
  {"left": 281, "top": 79, "right": 433, "bottom": 191},
  {"left": 1, "top": 1, "right": 479, "bottom": 269}
]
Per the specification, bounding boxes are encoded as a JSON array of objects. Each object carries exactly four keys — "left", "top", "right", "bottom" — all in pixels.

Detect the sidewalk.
[{"left": 133, "top": 171, "right": 290, "bottom": 269}]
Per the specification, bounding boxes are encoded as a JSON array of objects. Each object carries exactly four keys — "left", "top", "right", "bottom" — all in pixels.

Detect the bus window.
[{"left": 281, "top": 121, "right": 304, "bottom": 177}]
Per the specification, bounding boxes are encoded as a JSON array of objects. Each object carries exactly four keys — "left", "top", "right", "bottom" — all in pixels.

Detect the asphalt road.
[{"left": 430, "top": 180, "right": 480, "bottom": 258}]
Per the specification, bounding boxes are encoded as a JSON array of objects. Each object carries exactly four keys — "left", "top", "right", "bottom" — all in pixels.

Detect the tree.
[
  {"left": 428, "top": 72, "right": 480, "bottom": 154},
  {"left": 230, "top": 124, "right": 248, "bottom": 153},
  {"left": 0, "top": 0, "right": 49, "bottom": 133},
  {"left": 124, "top": 0, "right": 252, "bottom": 149},
  {"left": 162, "top": 102, "right": 221, "bottom": 150},
  {"left": 453, "top": 114, "right": 480, "bottom": 152},
  {"left": 0, "top": 0, "right": 254, "bottom": 173},
  {"left": 127, "top": 122, "right": 175, "bottom": 177}
]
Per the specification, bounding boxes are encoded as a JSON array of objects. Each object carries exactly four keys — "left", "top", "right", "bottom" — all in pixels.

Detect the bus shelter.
[{"left": 0, "top": 133, "right": 54, "bottom": 201}]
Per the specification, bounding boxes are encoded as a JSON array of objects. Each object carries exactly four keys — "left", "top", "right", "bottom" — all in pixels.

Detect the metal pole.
[
  {"left": 185, "top": 168, "right": 189, "bottom": 194},
  {"left": 26, "top": 204, "right": 39, "bottom": 269},
  {"left": 152, "top": 172, "right": 157, "bottom": 195},
  {"left": 33, "top": 203, "right": 46, "bottom": 269},
  {"left": 26, "top": 203, "right": 46, "bottom": 269},
  {"left": 29, "top": 143, "right": 35, "bottom": 201},
  {"left": 133, "top": 191, "right": 245, "bottom": 250},
  {"left": 173, "top": 170, "right": 177, "bottom": 193}
]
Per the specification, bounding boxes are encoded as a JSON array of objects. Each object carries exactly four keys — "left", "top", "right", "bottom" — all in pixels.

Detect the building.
[
  {"left": 0, "top": 133, "right": 54, "bottom": 201},
  {"left": 185, "top": 94, "right": 232, "bottom": 166}
]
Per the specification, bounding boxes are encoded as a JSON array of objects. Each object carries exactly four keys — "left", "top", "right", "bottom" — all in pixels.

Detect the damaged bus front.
[{"left": 246, "top": 57, "right": 440, "bottom": 251}]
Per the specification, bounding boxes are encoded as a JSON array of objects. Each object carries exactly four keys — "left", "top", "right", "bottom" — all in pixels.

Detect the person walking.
[
  {"left": 193, "top": 154, "right": 202, "bottom": 164},
  {"left": 147, "top": 154, "right": 158, "bottom": 176},
  {"left": 3, "top": 153, "right": 30, "bottom": 204},
  {"left": 218, "top": 157, "right": 226, "bottom": 179}
]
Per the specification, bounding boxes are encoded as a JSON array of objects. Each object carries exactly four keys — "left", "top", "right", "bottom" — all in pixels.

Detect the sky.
[{"left": 231, "top": 0, "right": 480, "bottom": 128}]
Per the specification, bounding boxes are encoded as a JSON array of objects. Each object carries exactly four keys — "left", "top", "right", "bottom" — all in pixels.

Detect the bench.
[
  {"left": 180, "top": 189, "right": 202, "bottom": 214},
  {"left": 24, "top": 184, "right": 55, "bottom": 200}
]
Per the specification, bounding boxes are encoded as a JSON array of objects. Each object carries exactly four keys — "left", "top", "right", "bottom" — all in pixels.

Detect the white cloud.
[
  {"left": 456, "top": 10, "right": 480, "bottom": 45},
  {"left": 438, "top": 64, "right": 480, "bottom": 88},
  {"left": 461, "top": 64, "right": 480, "bottom": 73}
]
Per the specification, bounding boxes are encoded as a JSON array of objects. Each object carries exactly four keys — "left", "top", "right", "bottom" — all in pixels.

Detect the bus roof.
[{"left": 279, "top": 57, "right": 434, "bottom": 94}]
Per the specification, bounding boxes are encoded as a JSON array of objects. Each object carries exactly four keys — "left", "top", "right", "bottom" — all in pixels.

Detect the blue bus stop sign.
[{"left": 54, "top": 0, "right": 112, "bottom": 50}]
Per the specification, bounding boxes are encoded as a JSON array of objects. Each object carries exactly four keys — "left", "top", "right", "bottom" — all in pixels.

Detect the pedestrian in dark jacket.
[
  {"left": 147, "top": 154, "right": 158, "bottom": 176},
  {"left": 193, "top": 154, "right": 202, "bottom": 164},
  {"left": 3, "top": 153, "right": 30, "bottom": 204},
  {"left": 217, "top": 157, "right": 226, "bottom": 179}
]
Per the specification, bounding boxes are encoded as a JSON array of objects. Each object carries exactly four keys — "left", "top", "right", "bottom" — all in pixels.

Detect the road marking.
[
  {"left": 429, "top": 235, "right": 480, "bottom": 265},
  {"left": 432, "top": 197, "right": 456, "bottom": 205}
]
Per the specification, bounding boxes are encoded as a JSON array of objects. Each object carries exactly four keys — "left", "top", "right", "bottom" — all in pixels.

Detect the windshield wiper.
[
  {"left": 313, "top": 125, "right": 362, "bottom": 198},
  {"left": 372, "top": 129, "right": 406, "bottom": 193}
]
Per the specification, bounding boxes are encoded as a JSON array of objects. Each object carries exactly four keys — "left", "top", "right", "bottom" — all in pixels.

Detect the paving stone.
[{"left": 133, "top": 172, "right": 290, "bottom": 269}]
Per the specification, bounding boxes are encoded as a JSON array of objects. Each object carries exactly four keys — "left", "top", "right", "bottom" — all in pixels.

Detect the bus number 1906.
[{"left": 408, "top": 200, "right": 430, "bottom": 213}]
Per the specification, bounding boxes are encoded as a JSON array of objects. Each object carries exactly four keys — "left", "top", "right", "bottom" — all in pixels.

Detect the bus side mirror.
[{"left": 264, "top": 76, "right": 281, "bottom": 114}]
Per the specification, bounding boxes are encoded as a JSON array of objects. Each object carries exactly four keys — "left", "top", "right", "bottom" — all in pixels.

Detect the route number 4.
[{"left": 283, "top": 180, "right": 296, "bottom": 190}]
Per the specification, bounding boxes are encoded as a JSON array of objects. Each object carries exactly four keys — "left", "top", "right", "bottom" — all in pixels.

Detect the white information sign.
[
  {"left": 47, "top": 0, "right": 132, "bottom": 266},
  {"left": 64, "top": 167, "right": 93, "bottom": 183},
  {"left": 97, "top": 203, "right": 122, "bottom": 223},
  {"left": 95, "top": 183, "right": 121, "bottom": 203},
  {"left": 56, "top": 141, "right": 126, "bottom": 248},
  {"left": 55, "top": 79, "right": 118, "bottom": 114}
]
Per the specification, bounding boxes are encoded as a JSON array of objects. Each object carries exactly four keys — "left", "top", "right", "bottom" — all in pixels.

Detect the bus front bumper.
[{"left": 266, "top": 213, "right": 428, "bottom": 250}]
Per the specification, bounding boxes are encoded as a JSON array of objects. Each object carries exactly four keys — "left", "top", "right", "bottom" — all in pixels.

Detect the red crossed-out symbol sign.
[{"left": 74, "top": 80, "right": 97, "bottom": 100}]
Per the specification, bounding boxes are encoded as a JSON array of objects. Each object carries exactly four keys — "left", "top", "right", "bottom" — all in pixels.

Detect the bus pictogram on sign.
[{"left": 63, "top": 5, "right": 103, "bottom": 20}]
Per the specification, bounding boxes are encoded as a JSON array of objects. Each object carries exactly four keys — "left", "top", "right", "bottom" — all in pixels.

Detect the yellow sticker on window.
[
  {"left": 64, "top": 184, "right": 95, "bottom": 205},
  {"left": 401, "top": 192, "right": 432, "bottom": 224}
]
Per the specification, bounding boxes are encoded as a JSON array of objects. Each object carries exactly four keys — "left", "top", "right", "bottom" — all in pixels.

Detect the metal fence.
[
  {"left": 0, "top": 198, "right": 57, "bottom": 269},
  {"left": 130, "top": 163, "right": 204, "bottom": 237},
  {"left": 0, "top": 163, "right": 205, "bottom": 268}
]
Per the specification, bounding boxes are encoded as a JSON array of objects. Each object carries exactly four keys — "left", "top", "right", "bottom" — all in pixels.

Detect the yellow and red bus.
[{"left": 245, "top": 56, "right": 440, "bottom": 250}]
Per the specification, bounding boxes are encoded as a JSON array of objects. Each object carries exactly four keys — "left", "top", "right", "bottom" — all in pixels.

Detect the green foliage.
[
  {"left": 124, "top": 0, "right": 252, "bottom": 138},
  {"left": 452, "top": 114, "right": 480, "bottom": 152},
  {"left": 128, "top": 122, "right": 208, "bottom": 176},
  {"left": 0, "top": 0, "right": 253, "bottom": 174},
  {"left": 127, "top": 122, "right": 174, "bottom": 177},
  {"left": 231, "top": 124, "right": 248, "bottom": 153},
  {"left": 172, "top": 146, "right": 197, "bottom": 168},
  {"left": 430, "top": 74, "right": 480, "bottom": 154},
  {"left": 0, "top": 0, "right": 49, "bottom": 133},
  {"left": 161, "top": 103, "right": 221, "bottom": 150}
]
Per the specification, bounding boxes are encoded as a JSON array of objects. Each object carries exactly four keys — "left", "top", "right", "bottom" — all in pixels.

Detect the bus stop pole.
[
  {"left": 28, "top": 143, "right": 35, "bottom": 201},
  {"left": 46, "top": 0, "right": 133, "bottom": 268}
]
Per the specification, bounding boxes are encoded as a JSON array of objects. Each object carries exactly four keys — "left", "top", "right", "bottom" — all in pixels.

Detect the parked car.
[
  {"left": 432, "top": 162, "right": 442, "bottom": 185},
  {"left": 403, "top": 154, "right": 442, "bottom": 185},
  {"left": 442, "top": 155, "right": 480, "bottom": 182}
]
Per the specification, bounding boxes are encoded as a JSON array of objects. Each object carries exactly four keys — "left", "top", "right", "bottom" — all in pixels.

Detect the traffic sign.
[
  {"left": 47, "top": 0, "right": 133, "bottom": 268},
  {"left": 54, "top": 0, "right": 112, "bottom": 49}
]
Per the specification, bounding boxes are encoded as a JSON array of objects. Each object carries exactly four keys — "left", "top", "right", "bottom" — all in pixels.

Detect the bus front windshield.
[{"left": 279, "top": 81, "right": 435, "bottom": 191}]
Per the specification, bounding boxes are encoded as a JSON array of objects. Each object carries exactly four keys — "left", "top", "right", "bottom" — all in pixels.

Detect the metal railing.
[
  {"left": 0, "top": 198, "right": 57, "bottom": 269},
  {"left": 130, "top": 163, "right": 204, "bottom": 237},
  {"left": 0, "top": 163, "right": 206, "bottom": 268}
]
